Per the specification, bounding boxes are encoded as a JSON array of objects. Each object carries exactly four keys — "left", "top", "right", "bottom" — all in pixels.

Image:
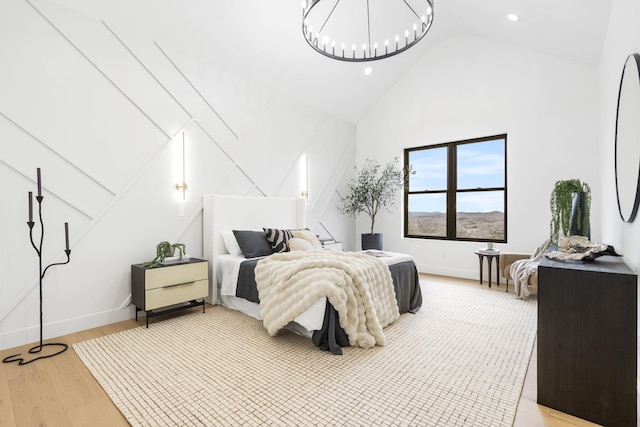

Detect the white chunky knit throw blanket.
[{"left": 255, "top": 250, "right": 400, "bottom": 349}]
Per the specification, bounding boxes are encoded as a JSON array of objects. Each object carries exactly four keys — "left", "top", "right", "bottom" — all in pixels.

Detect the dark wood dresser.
[{"left": 538, "top": 255, "right": 637, "bottom": 427}]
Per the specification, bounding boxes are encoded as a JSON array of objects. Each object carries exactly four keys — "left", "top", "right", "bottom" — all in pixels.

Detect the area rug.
[{"left": 73, "top": 279, "right": 537, "bottom": 426}]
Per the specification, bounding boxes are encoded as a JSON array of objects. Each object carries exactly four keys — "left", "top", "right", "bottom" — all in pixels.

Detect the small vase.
[{"left": 569, "top": 192, "right": 590, "bottom": 238}]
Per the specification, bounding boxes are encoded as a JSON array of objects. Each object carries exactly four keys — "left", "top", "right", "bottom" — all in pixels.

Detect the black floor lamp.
[{"left": 3, "top": 168, "right": 71, "bottom": 366}]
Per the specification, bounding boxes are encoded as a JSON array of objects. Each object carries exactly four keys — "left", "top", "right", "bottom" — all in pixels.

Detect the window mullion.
[{"left": 446, "top": 143, "right": 456, "bottom": 238}]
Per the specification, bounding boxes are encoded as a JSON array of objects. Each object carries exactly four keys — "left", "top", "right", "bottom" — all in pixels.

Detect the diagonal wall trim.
[
  {"left": 2, "top": 1, "right": 356, "bottom": 350},
  {"left": 312, "top": 153, "right": 353, "bottom": 212},
  {"left": 0, "top": 132, "right": 178, "bottom": 324},
  {"left": 101, "top": 21, "right": 192, "bottom": 120},
  {"left": 119, "top": 295, "right": 131, "bottom": 310},
  {"left": 234, "top": 166, "right": 266, "bottom": 197},
  {"left": 0, "top": 241, "right": 81, "bottom": 326},
  {"left": 307, "top": 122, "right": 354, "bottom": 214},
  {"left": 193, "top": 120, "right": 234, "bottom": 163},
  {"left": 192, "top": 120, "right": 267, "bottom": 197},
  {"left": 104, "top": 23, "right": 270, "bottom": 199},
  {"left": 172, "top": 117, "right": 196, "bottom": 139},
  {"left": 273, "top": 113, "right": 327, "bottom": 197},
  {"left": 154, "top": 42, "right": 239, "bottom": 140},
  {"left": 25, "top": 0, "right": 171, "bottom": 139},
  {"left": 0, "top": 155, "right": 94, "bottom": 220},
  {"left": 174, "top": 202, "right": 204, "bottom": 251},
  {"left": 0, "top": 109, "right": 116, "bottom": 200},
  {"left": 236, "top": 90, "right": 278, "bottom": 141}
]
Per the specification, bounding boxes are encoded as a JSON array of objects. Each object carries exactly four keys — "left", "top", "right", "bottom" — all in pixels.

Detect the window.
[{"left": 404, "top": 134, "right": 507, "bottom": 242}]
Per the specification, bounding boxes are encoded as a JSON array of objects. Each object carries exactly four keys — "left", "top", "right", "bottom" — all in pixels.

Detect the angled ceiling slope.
[{"left": 47, "top": 0, "right": 612, "bottom": 123}]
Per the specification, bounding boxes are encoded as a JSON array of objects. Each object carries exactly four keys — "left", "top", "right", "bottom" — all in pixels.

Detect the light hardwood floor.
[{"left": 0, "top": 275, "right": 626, "bottom": 426}]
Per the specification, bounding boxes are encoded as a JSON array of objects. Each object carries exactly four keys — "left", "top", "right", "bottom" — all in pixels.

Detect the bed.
[{"left": 203, "top": 194, "right": 422, "bottom": 354}]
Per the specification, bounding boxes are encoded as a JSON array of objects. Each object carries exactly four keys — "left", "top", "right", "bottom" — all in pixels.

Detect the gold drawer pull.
[{"left": 164, "top": 281, "right": 195, "bottom": 289}]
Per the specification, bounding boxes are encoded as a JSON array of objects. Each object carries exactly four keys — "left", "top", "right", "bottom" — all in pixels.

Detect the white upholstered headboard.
[{"left": 203, "top": 194, "right": 306, "bottom": 304}]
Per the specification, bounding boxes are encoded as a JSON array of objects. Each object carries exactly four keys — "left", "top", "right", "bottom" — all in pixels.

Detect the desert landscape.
[{"left": 408, "top": 211, "right": 504, "bottom": 240}]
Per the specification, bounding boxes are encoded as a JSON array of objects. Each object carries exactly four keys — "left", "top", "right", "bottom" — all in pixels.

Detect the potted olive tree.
[
  {"left": 549, "top": 179, "right": 591, "bottom": 244},
  {"left": 338, "top": 157, "right": 409, "bottom": 250}
]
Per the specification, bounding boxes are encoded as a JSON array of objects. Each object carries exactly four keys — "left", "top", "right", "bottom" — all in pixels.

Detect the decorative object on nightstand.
[
  {"left": 143, "top": 241, "right": 187, "bottom": 268},
  {"left": 3, "top": 168, "right": 72, "bottom": 366},
  {"left": 131, "top": 258, "right": 209, "bottom": 327}
]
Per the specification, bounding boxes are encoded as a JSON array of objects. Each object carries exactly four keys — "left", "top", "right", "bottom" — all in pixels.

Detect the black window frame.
[{"left": 404, "top": 134, "right": 508, "bottom": 243}]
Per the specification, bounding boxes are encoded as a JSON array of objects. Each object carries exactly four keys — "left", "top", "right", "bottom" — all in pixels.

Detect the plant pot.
[
  {"left": 569, "top": 192, "right": 590, "bottom": 238},
  {"left": 361, "top": 233, "right": 383, "bottom": 250}
]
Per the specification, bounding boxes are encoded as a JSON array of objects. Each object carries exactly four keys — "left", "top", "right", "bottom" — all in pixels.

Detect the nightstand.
[
  {"left": 322, "top": 241, "right": 343, "bottom": 250},
  {"left": 131, "top": 258, "right": 209, "bottom": 327}
]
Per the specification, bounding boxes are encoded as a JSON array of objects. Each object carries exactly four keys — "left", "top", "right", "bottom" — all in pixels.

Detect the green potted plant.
[
  {"left": 549, "top": 179, "right": 591, "bottom": 244},
  {"left": 338, "top": 157, "right": 411, "bottom": 250}
]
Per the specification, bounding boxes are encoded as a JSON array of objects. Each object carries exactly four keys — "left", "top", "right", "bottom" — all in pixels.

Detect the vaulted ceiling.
[{"left": 49, "top": 0, "right": 612, "bottom": 123}]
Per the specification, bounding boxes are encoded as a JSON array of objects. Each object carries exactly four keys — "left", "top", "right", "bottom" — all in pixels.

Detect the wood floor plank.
[
  {"left": 547, "top": 409, "right": 601, "bottom": 427},
  {"left": 45, "top": 339, "right": 106, "bottom": 412},
  {"left": 65, "top": 396, "right": 128, "bottom": 427},
  {"left": 2, "top": 343, "right": 49, "bottom": 382},
  {"left": 514, "top": 398, "right": 552, "bottom": 427},
  {"left": 0, "top": 359, "right": 17, "bottom": 427},
  {"left": 8, "top": 369, "right": 68, "bottom": 427}
]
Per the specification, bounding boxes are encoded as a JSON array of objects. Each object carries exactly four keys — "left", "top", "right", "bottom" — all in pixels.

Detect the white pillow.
[
  {"left": 288, "top": 237, "right": 314, "bottom": 251},
  {"left": 291, "top": 229, "right": 323, "bottom": 249},
  {"left": 221, "top": 230, "right": 243, "bottom": 256}
]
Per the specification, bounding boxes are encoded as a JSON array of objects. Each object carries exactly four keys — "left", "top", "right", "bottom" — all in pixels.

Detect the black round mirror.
[{"left": 615, "top": 53, "right": 640, "bottom": 223}]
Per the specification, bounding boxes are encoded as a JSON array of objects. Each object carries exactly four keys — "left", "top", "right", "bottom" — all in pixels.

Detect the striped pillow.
[{"left": 263, "top": 228, "right": 293, "bottom": 253}]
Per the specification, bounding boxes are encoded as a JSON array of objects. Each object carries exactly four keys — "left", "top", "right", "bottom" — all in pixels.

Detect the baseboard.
[
  {"left": 416, "top": 264, "right": 478, "bottom": 281},
  {"left": 0, "top": 306, "right": 135, "bottom": 352}
]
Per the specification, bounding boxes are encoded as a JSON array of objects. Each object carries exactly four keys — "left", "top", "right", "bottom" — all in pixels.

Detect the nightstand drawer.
[
  {"left": 144, "top": 261, "right": 208, "bottom": 290},
  {"left": 145, "top": 279, "right": 208, "bottom": 310}
]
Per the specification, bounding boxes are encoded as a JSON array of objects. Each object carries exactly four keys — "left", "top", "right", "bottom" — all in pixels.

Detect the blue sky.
[{"left": 408, "top": 138, "right": 505, "bottom": 213}]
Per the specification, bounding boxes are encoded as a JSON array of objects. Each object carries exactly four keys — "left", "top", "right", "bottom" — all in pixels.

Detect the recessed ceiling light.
[
  {"left": 364, "top": 67, "right": 373, "bottom": 76},
  {"left": 507, "top": 13, "right": 520, "bottom": 22}
]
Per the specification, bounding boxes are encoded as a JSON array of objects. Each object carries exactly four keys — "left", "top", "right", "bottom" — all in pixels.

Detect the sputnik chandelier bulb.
[{"left": 302, "top": 0, "right": 434, "bottom": 62}]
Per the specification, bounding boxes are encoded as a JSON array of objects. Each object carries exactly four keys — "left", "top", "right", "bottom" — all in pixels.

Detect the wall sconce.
[
  {"left": 301, "top": 156, "right": 309, "bottom": 202},
  {"left": 175, "top": 132, "right": 187, "bottom": 200}
]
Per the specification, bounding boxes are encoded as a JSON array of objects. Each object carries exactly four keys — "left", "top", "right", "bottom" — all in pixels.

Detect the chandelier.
[{"left": 302, "top": 0, "right": 435, "bottom": 62}]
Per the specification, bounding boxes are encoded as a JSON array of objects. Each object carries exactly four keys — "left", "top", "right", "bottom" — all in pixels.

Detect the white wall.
[
  {"left": 599, "top": 0, "right": 640, "bottom": 272},
  {"left": 597, "top": 0, "right": 640, "bottom": 386},
  {"left": 0, "top": 0, "right": 356, "bottom": 351},
  {"left": 356, "top": 34, "right": 599, "bottom": 279}
]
